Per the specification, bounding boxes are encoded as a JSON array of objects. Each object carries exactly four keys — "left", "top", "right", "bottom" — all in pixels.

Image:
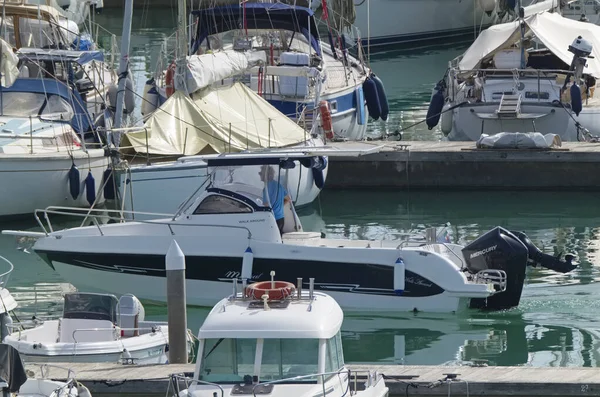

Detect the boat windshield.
[
  {"left": 0, "top": 92, "right": 74, "bottom": 120},
  {"left": 63, "top": 293, "right": 118, "bottom": 323},
  {"left": 200, "top": 335, "right": 344, "bottom": 383},
  {"left": 210, "top": 164, "right": 289, "bottom": 208}
]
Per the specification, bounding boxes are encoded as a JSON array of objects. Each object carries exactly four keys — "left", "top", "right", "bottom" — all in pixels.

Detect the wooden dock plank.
[{"left": 25, "top": 363, "right": 600, "bottom": 396}]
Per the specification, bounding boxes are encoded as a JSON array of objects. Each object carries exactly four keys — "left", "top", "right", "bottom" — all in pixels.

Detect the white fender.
[
  {"left": 477, "top": 0, "right": 497, "bottom": 14},
  {"left": 440, "top": 103, "right": 453, "bottom": 136},
  {"left": 393, "top": 258, "right": 405, "bottom": 295},
  {"left": 241, "top": 247, "right": 253, "bottom": 280}
]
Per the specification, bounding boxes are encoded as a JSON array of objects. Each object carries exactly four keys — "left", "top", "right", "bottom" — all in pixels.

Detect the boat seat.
[{"left": 59, "top": 318, "right": 116, "bottom": 343}]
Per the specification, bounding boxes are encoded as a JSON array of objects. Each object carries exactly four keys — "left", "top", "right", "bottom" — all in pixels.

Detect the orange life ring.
[
  {"left": 165, "top": 62, "right": 176, "bottom": 98},
  {"left": 245, "top": 281, "right": 296, "bottom": 301},
  {"left": 319, "top": 100, "right": 333, "bottom": 140}
]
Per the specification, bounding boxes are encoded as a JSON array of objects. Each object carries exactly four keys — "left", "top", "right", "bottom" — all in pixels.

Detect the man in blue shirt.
[{"left": 259, "top": 165, "right": 291, "bottom": 234}]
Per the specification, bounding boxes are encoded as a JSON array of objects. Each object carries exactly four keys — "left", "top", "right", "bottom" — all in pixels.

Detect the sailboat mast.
[
  {"left": 175, "top": 0, "right": 188, "bottom": 94},
  {"left": 113, "top": 0, "right": 134, "bottom": 130}
]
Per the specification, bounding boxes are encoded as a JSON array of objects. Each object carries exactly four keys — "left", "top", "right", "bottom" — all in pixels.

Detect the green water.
[{"left": 2, "top": 7, "right": 600, "bottom": 373}]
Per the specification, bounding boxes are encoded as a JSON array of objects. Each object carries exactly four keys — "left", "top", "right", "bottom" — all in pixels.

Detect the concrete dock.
[
  {"left": 24, "top": 362, "right": 600, "bottom": 396},
  {"left": 326, "top": 141, "right": 600, "bottom": 190}
]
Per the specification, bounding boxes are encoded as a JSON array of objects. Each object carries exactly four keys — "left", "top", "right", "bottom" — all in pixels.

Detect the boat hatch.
[{"left": 63, "top": 292, "right": 118, "bottom": 323}]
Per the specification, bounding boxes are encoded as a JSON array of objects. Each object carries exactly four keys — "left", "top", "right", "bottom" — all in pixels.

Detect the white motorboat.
[
  {"left": 167, "top": 278, "right": 388, "bottom": 397},
  {"left": 4, "top": 154, "right": 576, "bottom": 313},
  {"left": 4, "top": 292, "right": 187, "bottom": 364},
  {"left": 426, "top": 10, "right": 600, "bottom": 141}
]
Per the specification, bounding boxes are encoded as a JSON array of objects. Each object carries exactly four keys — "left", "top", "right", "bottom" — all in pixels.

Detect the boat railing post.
[
  {"left": 166, "top": 240, "right": 188, "bottom": 364},
  {"left": 297, "top": 278, "right": 302, "bottom": 299},
  {"left": 309, "top": 278, "right": 314, "bottom": 300},
  {"left": 241, "top": 279, "right": 247, "bottom": 300}
]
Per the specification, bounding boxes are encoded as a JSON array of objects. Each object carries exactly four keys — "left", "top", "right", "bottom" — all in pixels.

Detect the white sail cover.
[
  {"left": 459, "top": 12, "right": 600, "bottom": 78},
  {"left": 1, "top": 39, "right": 19, "bottom": 88},
  {"left": 175, "top": 50, "right": 267, "bottom": 94},
  {"left": 126, "top": 83, "right": 309, "bottom": 155}
]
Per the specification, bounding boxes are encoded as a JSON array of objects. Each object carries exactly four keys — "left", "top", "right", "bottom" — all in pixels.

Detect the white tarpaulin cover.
[
  {"left": 126, "top": 82, "right": 309, "bottom": 155},
  {"left": 175, "top": 50, "right": 267, "bottom": 94},
  {"left": 1, "top": 38, "right": 19, "bottom": 88},
  {"left": 459, "top": 12, "right": 600, "bottom": 78},
  {"left": 477, "top": 132, "right": 561, "bottom": 149}
]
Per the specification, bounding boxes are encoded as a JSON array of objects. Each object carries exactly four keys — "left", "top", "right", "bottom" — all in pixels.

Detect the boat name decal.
[
  {"left": 405, "top": 277, "right": 433, "bottom": 288},
  {"left": 223, "top": 271, "right": 263, "bottom": 280},
  {"left": 469, "top": 245, "right": 497, "bottom": 259},
  {"left": 238, "top": 219, "right": 265, "bottom": 224}
]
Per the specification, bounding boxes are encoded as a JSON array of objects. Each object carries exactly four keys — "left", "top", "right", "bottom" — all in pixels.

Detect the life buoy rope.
[{"left": 245, "top": 281, "right": 296, "bottom": 301}]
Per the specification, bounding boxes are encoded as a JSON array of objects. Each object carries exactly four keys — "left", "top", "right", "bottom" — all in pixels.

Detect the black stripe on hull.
[{"left": 38, "top": 251, "right": 445, "bottom": 297}]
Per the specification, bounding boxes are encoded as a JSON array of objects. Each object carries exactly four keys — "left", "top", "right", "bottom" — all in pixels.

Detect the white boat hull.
[
  {"left": 447, "top": 103, "right": 600, "bottom": 141},
  {"left": 353, "top": 0, "right": 496, "bottom": 47},
  {"left": 48, "top": 262, "right": 470, "bottom": 313},
  {"left": 118, "top": 144, "right": 328, "bottom": 219},
  {"left": 0, "top": 150, "right": 108, "bottom": 217}
]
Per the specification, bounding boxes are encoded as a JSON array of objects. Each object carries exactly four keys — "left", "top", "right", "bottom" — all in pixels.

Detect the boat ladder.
[{"left": 496, "top": 93, "right": 522, "bottom": 118}]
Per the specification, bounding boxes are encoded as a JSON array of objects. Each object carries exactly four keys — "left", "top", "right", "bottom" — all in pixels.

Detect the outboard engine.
[
  {"left": 463, "top": 227, "right": 577, "bottom": 310},
  {"left": 568, "top": 36, "right": 593, "bottom": 79},
  {"left": 462, "top": 227, "right": 528, "bottom": 310}
]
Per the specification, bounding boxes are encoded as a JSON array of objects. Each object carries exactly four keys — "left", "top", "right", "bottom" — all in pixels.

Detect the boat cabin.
[{"left": 191, "top": 284, "right": 346, "bottom": 388}]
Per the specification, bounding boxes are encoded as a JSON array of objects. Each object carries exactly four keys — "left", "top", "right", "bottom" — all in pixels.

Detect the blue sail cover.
[
  {"left": 0, "top": 78, "right": 93, "bottom": 133},
  {"left": 192, "top": 3, "right": 321, "bottom": 56}
]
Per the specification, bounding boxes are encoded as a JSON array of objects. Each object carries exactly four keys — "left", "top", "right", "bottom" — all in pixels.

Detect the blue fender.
[
  {"left": 426, "top": 88, "right": 445, "bottom": 130},
  {"left": 68, "top": 163, "right": 80, "bottom": 200},
  {"left": 103, "top": 167, "right": 115, "bottom": 200},
  {"left": 312, "top": 156, "right": 328, "bottom": 190},
  {"left": 371, "top": 74, "right": 389, "bottom": 121},
  {"left": 85, "top": 171, "right": 96, "bottom": 206},
  {"left": 363, "top": 76, "right": 381, "bottom": 120},
  {"left": 570, "top": 84, "right": 582, "bottom": 116}
]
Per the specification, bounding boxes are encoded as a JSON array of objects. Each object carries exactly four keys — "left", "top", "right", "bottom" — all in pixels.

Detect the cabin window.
[
  {"left": 193, "top": 195, "right": 252, "bottom": 215},
  {"left": 524, "top": 91, "right": 550, "bottom": 100},
  {"left": 325, "top": 333, "right": 344, "bottom": 373},
  {"left": 0, "top": 16, "right": 16, "bottom": 47},
  {"left": 0, "top": 93, "right": 74, "bottom": 120},
  {"left": 18, "top": 17, "right": 59, "bottom": 49},
  {"left": 200, "top": 338, "right": 320, "bottom": 383}
]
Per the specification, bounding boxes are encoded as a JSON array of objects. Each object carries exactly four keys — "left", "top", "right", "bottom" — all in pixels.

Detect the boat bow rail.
[{"left": 168, "top": 368, "right": 383, "bottom": 397}]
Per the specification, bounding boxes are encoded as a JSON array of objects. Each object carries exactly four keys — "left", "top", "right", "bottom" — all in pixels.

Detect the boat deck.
[{"left": 24, "top": 362, "right": 600, "bottom": 396}]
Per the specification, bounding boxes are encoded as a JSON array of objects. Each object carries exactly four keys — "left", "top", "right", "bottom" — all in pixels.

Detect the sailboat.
[{"left": 141, "top": 1, "right": 387, "bottom": 141}]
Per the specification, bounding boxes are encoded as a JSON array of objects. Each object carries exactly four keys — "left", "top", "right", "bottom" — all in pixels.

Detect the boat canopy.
[
  {"left": 125, "top": 82, "right": 310, "bottom": 155},
  {"left": 18, "top": 48, "right": 105, "bottom": 65},
  {"left": 0, "top": 78, "right": 93, "bottom": 133},
  {"left": 458, "top": 12, "right": 600, "bottom": 78},
  {"left": 191, "top": 3, "right": 321, "bottom": 56}
]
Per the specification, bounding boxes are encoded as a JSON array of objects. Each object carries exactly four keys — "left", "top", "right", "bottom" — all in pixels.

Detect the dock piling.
[{"left": 166, "top": 240, "right": 188, "bottom": 364}]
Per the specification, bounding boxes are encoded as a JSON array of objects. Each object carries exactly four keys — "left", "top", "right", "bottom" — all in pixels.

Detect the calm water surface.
[{"left": 1, "top": 8, "right": 600, "bottom": 373}]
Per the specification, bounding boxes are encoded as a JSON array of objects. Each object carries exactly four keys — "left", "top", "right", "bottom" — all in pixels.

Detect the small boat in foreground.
[
  {"left": 168, "top": 276, "right": 388, "bottom": 397},
  {"left": 4, "top": 292, "right": 192, "bottom": 364}
]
